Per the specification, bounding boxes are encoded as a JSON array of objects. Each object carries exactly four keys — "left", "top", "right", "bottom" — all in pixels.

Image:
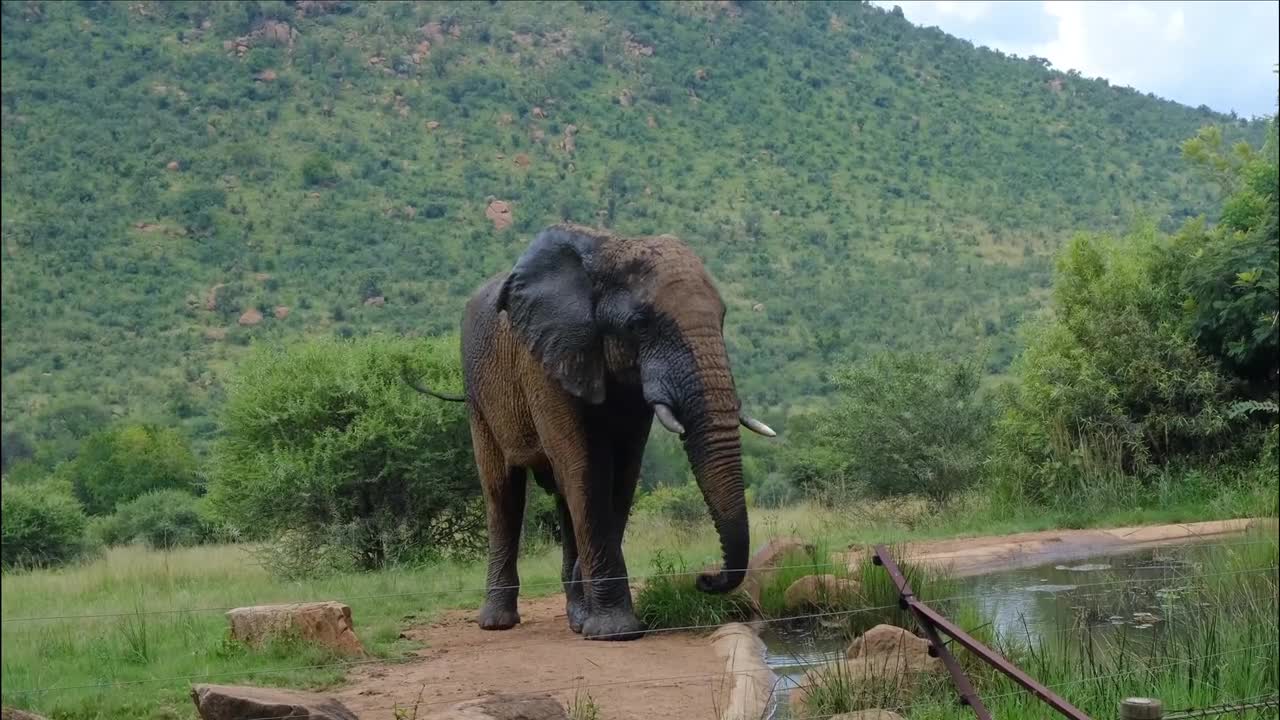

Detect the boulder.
[
  {"left": 254, "top": 69, "right": 277, "bottom": 82},
  {"left": 513, "top": 153, "right": 531, "bottom": 168},
  {"left": 225, "top": 602, "right": 365, "bottom": 656},
  {"left": 426, "top": 120, "right": 441, "bottom": 131},
  {"left": 421, "top": 693, "right": 567, "bottom": 720},
  {"left": 847, "top": 624, "right": 939, "bottom": 675},
  {"left": 166, "top": 160, "right": 180, "bottom": 171},
  {"left": 204, "top": 283, "right": 227, "bottom": 311},
  {"left": 561, "top": 124, "right": 578, "bottom": 154},
  {"left": 273, "top": 306, "right": 290, "bottom": 320},
  {"left": 740, "top": 537, "right": 815, "bottom": 603},
  {"left": 2, "top": 709, "right": 49, "bottom": 720},
  {"left": 203, "top": 327, "right": 228, "bottom": 341},
  {"left": 486, "top": 199, "right": 514, "bottom": 231},
  {"left": 363, "top": 295, "right": 386, "bottom": 307},
  {"left": 237, "top": 308, "right": 263, "bottom": 326},
  {"left": 531, "top": 106, "right": 546, "bottom": 119},
  {"left": 190, "top": 684, "right": 356, "bottom": 720},
  {"left": 782, "top": 574, "right": 860, "bottom": 611}
]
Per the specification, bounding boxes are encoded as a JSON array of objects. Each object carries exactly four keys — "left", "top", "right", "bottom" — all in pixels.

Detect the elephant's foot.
[
  {"left": 566, "top": 596, "right": 589, "bottom": 634},
  {"left": 582, "top": 609, "right": 645, "bottom": 641},
  {"left": 478, "top": 599, "right": 520, "bottom": 631}
]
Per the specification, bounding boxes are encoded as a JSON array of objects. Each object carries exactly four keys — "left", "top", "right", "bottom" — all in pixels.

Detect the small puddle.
[{"left": 760, "top": 546, "right": 1204, "bottom": 717}]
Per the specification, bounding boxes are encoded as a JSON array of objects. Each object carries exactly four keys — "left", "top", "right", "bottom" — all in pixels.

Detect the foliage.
[
  {"left": 1, "top": 480, "right": 90, "bottom": 570},
  {"left": 1178, "top": 121, "right": 1280, "bottom": 389},
  {"left": 90, "top": 489, "right": 213, "bottom": 550},
  {"left": 0, "top": 0, "right": 1264, "bottom": 449},
  {"left": 632, "top": 483, "right": 708, "bottom": 530},
  {"left": 633, "top": 550, "right": 753, "bottom": 630},
  {"left": 786, "top": 352, "right": 995, "bottom": 506},
  {"left": 60, "top": 425, "right": 199, "bottom": 516},
  {"left": 521, "top": 483, "right": 561, "bottom": 551},
  {"left": 207, "top": 334, "right": 480, "bottom": 573},
  {"left": 994, "top": 228, "right": 1243, "bottom": 501}
]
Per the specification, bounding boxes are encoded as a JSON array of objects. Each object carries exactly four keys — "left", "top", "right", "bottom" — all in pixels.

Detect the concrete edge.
[{"left": 710, "top": 622, "right": 777, "bottom": 720}]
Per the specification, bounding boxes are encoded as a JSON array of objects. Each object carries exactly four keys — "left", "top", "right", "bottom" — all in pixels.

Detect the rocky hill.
[{"left": 0, "top": 0, "right": 1265, "bottom": 449}]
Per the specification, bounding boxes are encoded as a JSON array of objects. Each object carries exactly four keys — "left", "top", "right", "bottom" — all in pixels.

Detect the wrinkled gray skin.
[{"left": 416, "top": 223, "right": 774, "bottom": 640}]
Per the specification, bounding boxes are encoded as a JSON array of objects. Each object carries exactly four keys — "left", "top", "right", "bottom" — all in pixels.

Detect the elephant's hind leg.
[
  {"left": 473, "top": 421, "right": 526, "bottom": 631},
  {"left": 546, "top": 484, "right": 587, "bottom": 634}
]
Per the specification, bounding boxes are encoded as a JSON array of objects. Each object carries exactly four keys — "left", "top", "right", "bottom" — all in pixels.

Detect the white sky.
[{"left": 870, "top": 1, "right": 1280, "bottom": 118}]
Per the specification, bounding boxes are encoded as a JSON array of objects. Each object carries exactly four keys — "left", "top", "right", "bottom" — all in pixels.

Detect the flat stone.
[
  {"left": 226, "top": 601, "right": 365, "bottom": 656},
  {"left": 190, "top": 684, "right": 357, "bottom": 720}
]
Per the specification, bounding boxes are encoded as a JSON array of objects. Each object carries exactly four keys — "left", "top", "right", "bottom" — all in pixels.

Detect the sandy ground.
[
  {"left": 334, "top": 595, "right": 732, "bottom": 720},
  {"left": 335, "top": 518, "right": 1266, "bottom": 719}
]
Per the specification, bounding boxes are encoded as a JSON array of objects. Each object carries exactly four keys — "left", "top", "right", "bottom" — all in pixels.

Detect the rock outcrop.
[
  {"left": 485, "top": 199, "right": 513, "bottom": 230},
  {"left": 421, "top": 693, "right": 567, "bottom": 720},
  {"left": 237, "top": 308, "right": 263, "bottom": 326},
  {"left": 190, "top": 684, "right": 357, "bottom": 720},
  {"left": 846, "top": 624, "right": 940, "bottom": 675},
  {"left": 225, "top": 602, "right": 365, "bottom": 656}
]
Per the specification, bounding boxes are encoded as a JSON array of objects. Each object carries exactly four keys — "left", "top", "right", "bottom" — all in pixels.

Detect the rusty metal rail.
[{"left": 874, "top": 543, "right": 1093, "bottom": 720}]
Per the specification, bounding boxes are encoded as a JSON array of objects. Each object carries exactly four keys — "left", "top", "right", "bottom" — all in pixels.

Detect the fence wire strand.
[{"left": 3, "top": 536, "right": 1273, "bottom": 624}]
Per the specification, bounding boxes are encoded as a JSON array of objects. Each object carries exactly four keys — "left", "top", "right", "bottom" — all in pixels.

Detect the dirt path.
[
  {"left": 335, "top": 595, "right": 732, "bottom": 720},
  {"left": 336, "top": 518, "right": 1266, "bottom": 719}
]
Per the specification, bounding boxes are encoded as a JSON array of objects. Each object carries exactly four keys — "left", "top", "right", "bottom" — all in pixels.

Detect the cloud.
[{"left": 872, "top": 1, "right": 1279, "bottom": 117}]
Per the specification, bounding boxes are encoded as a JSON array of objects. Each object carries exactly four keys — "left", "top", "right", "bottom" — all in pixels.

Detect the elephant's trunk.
[{"left": 679, "top": 346, "right": 750, "bottom": 595}]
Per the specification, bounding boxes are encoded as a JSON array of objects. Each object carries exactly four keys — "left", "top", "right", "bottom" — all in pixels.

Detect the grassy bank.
[
  {"left": 1, "top": 484, "right": 1272, "bottom": 719},
  {"left": 792, "top": 525, "right": 1279, "bottom": 719}
]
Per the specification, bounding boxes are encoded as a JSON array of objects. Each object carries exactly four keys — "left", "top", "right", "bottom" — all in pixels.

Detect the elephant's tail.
[{"left": 400, "top": 365, "right": 467, "bottom": 402}]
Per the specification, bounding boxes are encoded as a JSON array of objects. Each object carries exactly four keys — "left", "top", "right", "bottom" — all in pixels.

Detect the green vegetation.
[
  {"left": 207, "top": 334, "right": 479, "bottom": 574},
  {"left": 0, "top": 0, "right": 1266, "bottom": 455},
  {"left": 89, "top": 488, "right": 214, "bottom": 550},
  {"left": 0, "top": 480, "right": 91, "bottom": 569},
  {"left": 794, "top": 528, "right": 1280, "bottom": 719},
  {"left": 60, "top": 424, "right": 200, "bottom": 517}
]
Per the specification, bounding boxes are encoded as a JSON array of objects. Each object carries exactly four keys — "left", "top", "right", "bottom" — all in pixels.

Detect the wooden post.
[{"left": 1120, "top": 697, "right": 1163, "bottom": 720}]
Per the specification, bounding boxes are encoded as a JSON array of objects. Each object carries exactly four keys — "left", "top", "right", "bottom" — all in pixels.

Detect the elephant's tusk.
[
  {"left": 653, "top": 404, "right": 685, "bottom": 435},
  {"left": 739, "top": 414, "right": 777, "bottom": 437}
]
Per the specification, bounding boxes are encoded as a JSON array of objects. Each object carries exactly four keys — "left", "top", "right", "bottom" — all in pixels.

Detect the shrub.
[
  {"left": 208, "top": 335, "right": 480, "bottom": 574},
  {"left": 92, "top": 489, "right": 212, "bottom": 549},
  {"left": 63, "top": 424, "right": 199, "bottom": 516},
  {"left": 1, "top": 480, "right": 90, "bottom": 569},
  {"left": 994, "top": 229, "right": 1239, "bottom": 502},
  {"left": 633, "top": 483, "right": 707, "bottom": 530},
  {"left": 300, "top": 152, "right": 337, "bottom": 187},
  {"left": 795, "top": 352, "right": 995, "bottom": 506},
  {"left": 634, "top": 551, "right": 753, "bottom": 630}
]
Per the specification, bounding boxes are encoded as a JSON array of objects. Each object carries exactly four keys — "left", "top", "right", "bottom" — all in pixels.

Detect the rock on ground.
[
  {"left": 782, "top": 574, "right": 861, "bottom": 611},
  {"left": 420, "top": 693, "right": 568, "bottom": 720},
  {"left": 225, "top": 601, "right": 365, "bottom": 656},
  {"left": 740, "top": 537, "right": 817, "bottom": 604},
  {"left": 846, "top": 624, "right": 938, "bottom": 673},
  {"left": 190, "top": 684, "right": 357, "bottom": 720},
  {"left": 2, "top": 709, "right": 48, "bottom": 720},
  {"left": 830, "top": 712, "right": 905, "bottom": 720}
]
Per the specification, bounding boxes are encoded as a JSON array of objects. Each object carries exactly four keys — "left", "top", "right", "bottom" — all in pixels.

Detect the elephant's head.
[{"left": 499, "top": 224, "right": 775, "bottom": 594}]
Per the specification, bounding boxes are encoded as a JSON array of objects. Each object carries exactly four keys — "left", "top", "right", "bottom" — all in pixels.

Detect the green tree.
[
  {"left": 796, "top": 351, "right": 995, "bottom": 506},
  {"left": 1, "top": 480, "right": 90, "bottom": 569},
  {"left": 91, "top": 489, "right": 212, "bottom": 550},
  {"left": 300, "top": 152, "right": 337, "bottom": 187},
  {"left": 207, "top": 335, "right": 480, "bottom": 573},
  {"left": 1178, "top": 120, "right": 1279, "bottom": 391},
  {"left": 63, "top": 424, "right": 199, "bottom": 516}
]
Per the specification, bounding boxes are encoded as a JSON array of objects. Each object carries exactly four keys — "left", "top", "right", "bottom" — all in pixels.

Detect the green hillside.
[{"left": 0, "top": 0, "right": 1265, "bottom": 452}]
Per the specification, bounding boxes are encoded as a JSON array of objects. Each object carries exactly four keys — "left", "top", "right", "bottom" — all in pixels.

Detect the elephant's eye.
[{"left": 625, "top": 311, "right": 650, "bottom": 332}]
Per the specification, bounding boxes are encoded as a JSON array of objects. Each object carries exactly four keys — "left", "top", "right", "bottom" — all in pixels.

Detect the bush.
[
  {"left": 91, "top": 489, "right": 212, "bottom": 549},
  {"left": 300, "top": 152, "right": 337, "bottom": 187},
  {"left": 208, "top": 335, "right": 480, "bottom": 574},
  {"left": 794, "top": 352, "right": 995, "bottom": 506},
  {"left": 63, "top": 424, "right": 199, "bottom": 516},
  {"left": 1, "top": 480, "right": 90, "bottom": 569},
  {"left": 633, "top": 483, "right": 707, "bottom": 530},
  {"left": 994, "top": 229, "right": 1239, "bottom": 502}
]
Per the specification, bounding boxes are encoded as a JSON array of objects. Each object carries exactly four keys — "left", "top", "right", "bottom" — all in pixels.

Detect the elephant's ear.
[{"left": 498, "top": 227, "right": 606, "bottom": 404}]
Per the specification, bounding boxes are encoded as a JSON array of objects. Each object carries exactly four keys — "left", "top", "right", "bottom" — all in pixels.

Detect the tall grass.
[
  {"left": 3, "top": 503, "right": 1272, "bottom": 719},
  {"left": 791, "top": 527, "right": 1280, "bottom": 719}
]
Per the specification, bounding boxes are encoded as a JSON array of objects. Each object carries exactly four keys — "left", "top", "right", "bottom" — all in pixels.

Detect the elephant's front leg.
[
  {"left": 537, "top": 469, "right": 588, "bottom": 634},
  {"left": 563, "top": 471, "right": 644, "bottom": 641}
]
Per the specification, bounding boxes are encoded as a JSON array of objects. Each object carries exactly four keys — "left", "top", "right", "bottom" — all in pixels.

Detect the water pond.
[{"left": 761, "top": 545, "right": 1207, "bottom": 713}]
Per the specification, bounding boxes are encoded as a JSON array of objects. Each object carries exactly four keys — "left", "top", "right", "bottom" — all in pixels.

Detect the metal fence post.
[{"left": 1120, "top": 698, "right": 1163, "bottom": 720}]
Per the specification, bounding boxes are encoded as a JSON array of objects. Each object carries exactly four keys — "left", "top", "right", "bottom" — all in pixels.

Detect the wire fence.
[
  {"left": 3, "top": 536, "right": 1273, "bottom": 624},
  {"left": 5, "top": 563, "right": 1275, "bottom": 699}
]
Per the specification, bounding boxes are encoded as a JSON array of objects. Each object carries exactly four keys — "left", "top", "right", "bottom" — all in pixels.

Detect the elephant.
[{"left": 407, "top": 223, "right": 775, "bottom": 641}]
